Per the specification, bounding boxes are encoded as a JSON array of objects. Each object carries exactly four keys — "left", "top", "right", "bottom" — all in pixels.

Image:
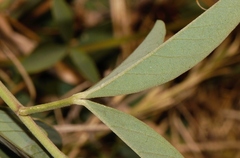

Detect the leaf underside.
[
  {"left": 75, "top": 0, "right": 240, "bottom": 157},
  {"left": 78, "top": 0, "right": 240, "bottom": 99},
  {"left": 82, "top": 100, "right": 184, "bottom": 158},
  {"left": 11, "top": 1, "right": 240, "bottom": 158},
  {"left": 0, "top": 108, "right": 50, "bottom": 158}
]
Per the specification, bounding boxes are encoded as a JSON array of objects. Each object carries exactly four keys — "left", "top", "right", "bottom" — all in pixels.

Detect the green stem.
[
  {"left": 18, "top": 116, "right": 67, "bottom": 158},
  {"left": 0, "top": 81, "right": 67, "bottom": 158},
  {"left": 19, "top": 97, "right": 74, "bottom": 115},
  {"left": 0, "top": 81, "right": 21, "bottom": 112}
]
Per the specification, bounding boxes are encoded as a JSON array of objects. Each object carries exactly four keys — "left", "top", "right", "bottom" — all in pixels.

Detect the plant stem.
[
  {"left": 0, "top": 81, "right": 67, "bottom": 158},
  {"left": 19, "top": 97, "right": 74, "bottom": 115},
  {"left": 0, "top": 81, "right": 21, "bottom": 112},
  {"left": 19, "top": 116, "right": 67, "bottom": 158}
]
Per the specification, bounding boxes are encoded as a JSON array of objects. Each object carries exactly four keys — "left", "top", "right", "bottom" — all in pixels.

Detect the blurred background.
[{"left": 0, "top": 0, "right": 240, "bottom": 157}]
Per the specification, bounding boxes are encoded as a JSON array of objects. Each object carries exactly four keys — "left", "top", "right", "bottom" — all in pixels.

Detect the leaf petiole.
[{"left": 19, "top": 96, "right": 74, "bottom": 115}]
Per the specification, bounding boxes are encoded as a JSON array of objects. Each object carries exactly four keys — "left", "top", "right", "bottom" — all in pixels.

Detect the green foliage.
[
  {"left": 22, "top": 43, "right": 67, "bottom": 73},
  {"left": 72, "top": 0, "right": 240, "bottom": 157},
  {"left": 52, "top": 0, "right": 74, "bottom": 41},
  {"left": 78, "top": 0, "right": 240, "bottom": 98},
  {"left": 0, "top": 0, "right": 239, "bottom": 158},
  {"left": 80, "top": 100, "right": 183, "bottom": 158},
  {"left": 79, "top": 20, "right": 166, "bottom": 98},
  {"left": 0, "top": 108, "right": 52, "bottom": 158},
  {"left": 69, "top": 49, "right": 100, "bottom": 83}
]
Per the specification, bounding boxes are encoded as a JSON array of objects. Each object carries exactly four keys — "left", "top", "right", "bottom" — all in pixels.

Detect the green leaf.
[
  {"left": 75, "top": 20, "right": 164, "bottom": 98},
  {"left": 0, "top": 108, "right": 50, "bottom": 158},
  {"left": 77, "top": 0, "right": 240, "bottom": 99},
  {"left": 80, "top": 100, "right": 183, "bottom": 158},
  {"left": 52, "top": 0, "right": 74, "bottom": 41},
  {"left": 70, "top": 49, "right": 100, "bottom": 83},
  {"left": 35, "top": 120, "right": 62, "bottom": 149},
  {"left": 21, "top": 43, "right": 67, "bottom": 73}
]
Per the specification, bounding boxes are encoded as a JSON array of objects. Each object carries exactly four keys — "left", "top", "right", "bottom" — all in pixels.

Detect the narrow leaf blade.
[
  {"left": 35, "top": 120, "right": 63, "bottom": 149},
  {"left": 0, "top": 108, "right": 50, "bottom": 158},
  {"left": 52, "top": 0, "right": 74, "bottom": 41},
  {"left": 81, "top": 100, "right": 183, "bottom": 158},
  {"left": 79, "top": 0, "right": 240, "bottom": 99},
  {"left": 21, "top": 43, "right": 67, "bottom": 73},
  {"left": 70, "top": 49, "right": 100, "bottom": 83}
]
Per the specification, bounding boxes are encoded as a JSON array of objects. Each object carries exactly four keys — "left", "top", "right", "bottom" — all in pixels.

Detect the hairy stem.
[{"left": 19, "top": 96, "right": 74, "bottom": 115}]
